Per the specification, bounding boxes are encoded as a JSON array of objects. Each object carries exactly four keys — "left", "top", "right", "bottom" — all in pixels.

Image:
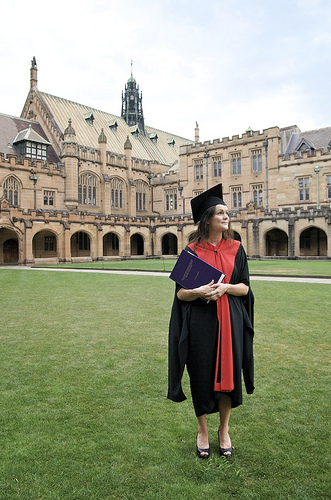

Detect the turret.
[
  {"left": 195, "top": 121, "right": 199, "bottom": 142},
  {"left": 30, "top": 57, "right": 38, "bottom": 90},
  {"left": 124, "top": 135, "right": 132, "bottom": 177},
  {"left": 98, "top": 128, "right": 107, "bottom": 174},
  {"left": 62, "top": 119, "right": 79, "bottom": 210}
]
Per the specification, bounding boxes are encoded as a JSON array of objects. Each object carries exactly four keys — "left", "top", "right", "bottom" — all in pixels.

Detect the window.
[
  {"left": 75, "top": 232, "right": 90, "bottom": 251},
  {"left": 44, "top": 236, "right": 56, "bottom": 252},
  {"left": 44, "top": 190, "right": 55, "bottom": 206},
  {"left": 298, "top": 177, "right": 310, "bottom": 202},
  {"left": 149, "top": 133, "right": 158, "bottom": 144},
  {"left": 136, "top": 181, "right": 147, "bottom": 211},
  {"left": 327, "top": 175, "right": 331, "bottom": 199},
  {"left": 232, "top": 153, "right": 241, "bottom": 174},
  {"left": 252, "top": 150, "right": 262, "bottom": 172},
  {"left": 165, "top": 190, "right": 177, "bottom": 211},
  {"left": 110, "top": 178, "right": 123, "bottom": 209},
  {"left": 252, "top": 184, "right": 263, "bottom": 206},
  {"left": 193, "top": 190, "right": 203, "bottom": 198},
  {"left": 78, "top": 173, "right": 97, "bottom": 206},
  {"left": 84, "top": 111, "right": 95, "bottom": 126},
  {"left": 232, "top": 187, "right": 242, "bottom": 208},
  {"left": 18, "top": 141, "right": 47, "bottom": 161},
  {"left": 213, "top": 157, "right": 222, "bottom": 177},
  {"left": 3, "top": 177, "right": 19, "bottom": 205},
  {"left": 194, "top": 160, "right": 203, "bottom": 180}
]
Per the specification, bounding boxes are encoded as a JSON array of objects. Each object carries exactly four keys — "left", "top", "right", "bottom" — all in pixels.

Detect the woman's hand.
[
  {"left": 177, "top": 280, "right": 216, "bottom": 301},
  {"left": 177, "top": 281, "right": 249, "bottom": 302},
  {"left": 206, "top": 282, "right": 249, "bottom": 300}
]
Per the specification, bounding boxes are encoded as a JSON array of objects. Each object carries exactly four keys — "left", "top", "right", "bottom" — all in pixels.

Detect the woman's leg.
[
  {"left": 197, "top": 413, "right": 209, "bottom": 457},
  {"left": 218, "top": 394, "right": 232, "bottom": 455}
]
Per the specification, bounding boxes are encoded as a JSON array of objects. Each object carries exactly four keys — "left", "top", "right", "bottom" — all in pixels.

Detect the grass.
[
  {"left": 32, "top": 258, "right": 331, "bottom": 277},
  {"left": 0, "top": 269, "right": 330, "bottom": 499}
]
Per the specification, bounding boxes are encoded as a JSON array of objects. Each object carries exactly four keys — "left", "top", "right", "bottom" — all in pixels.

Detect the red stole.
[{"left": 188, "top": 239, "right": 240, "bottom": 393}]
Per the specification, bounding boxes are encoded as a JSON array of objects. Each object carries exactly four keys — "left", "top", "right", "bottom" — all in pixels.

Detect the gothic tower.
[{"left": 121, "top": 62, "right": 145, "bottom": 134}]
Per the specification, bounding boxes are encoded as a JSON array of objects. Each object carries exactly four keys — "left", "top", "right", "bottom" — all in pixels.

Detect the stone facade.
[{"left": 0, "top": 59, "right": 330, "bottom": 264}]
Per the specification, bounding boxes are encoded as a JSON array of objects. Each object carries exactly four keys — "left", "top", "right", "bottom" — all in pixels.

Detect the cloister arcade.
[{"left": 0, "top": 224, "right": 328, "bottom": 264}]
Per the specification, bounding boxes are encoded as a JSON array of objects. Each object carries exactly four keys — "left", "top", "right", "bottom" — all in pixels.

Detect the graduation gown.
[{"left": 167, "top": 239, "right": 254, "bottom": 416}]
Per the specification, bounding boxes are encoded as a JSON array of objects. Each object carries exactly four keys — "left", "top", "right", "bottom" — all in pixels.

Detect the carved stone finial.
[
  {"left": 64, "top": 118, "right": 76, "bottom": 136},
  {"left": 98, "top": 128, "right": 107, "bottom": 143},
  {"left": 124, "top": 135, "right": 132, "bottom": 150}
]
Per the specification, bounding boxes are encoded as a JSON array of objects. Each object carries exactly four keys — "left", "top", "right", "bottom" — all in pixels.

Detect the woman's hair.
[{"left": 189, "top": 205, "right": 234, "bottom": 245}]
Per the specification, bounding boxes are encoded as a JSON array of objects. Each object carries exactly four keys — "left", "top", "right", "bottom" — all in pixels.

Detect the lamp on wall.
[
  {"left": 29, "top": 173, "right": 38, "bottom": 209},
  {"left": 178, "top": 180, "right": 185, "bottom": 214},
  {"left": 263, "top": 140, "right": 268, "bottom": 210},
  {"left": 204, "top": 151, "right": 209, "bottom": 190}
]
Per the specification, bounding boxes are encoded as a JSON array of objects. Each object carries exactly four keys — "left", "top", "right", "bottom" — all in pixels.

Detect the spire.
[{"left": 121, "top": 62, "right": 144, "bottom": 134}]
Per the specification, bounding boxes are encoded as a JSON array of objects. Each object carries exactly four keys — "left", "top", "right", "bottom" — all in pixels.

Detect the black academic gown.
[{"left": 167, "top": 241, "right": 254, "bottom": 416}]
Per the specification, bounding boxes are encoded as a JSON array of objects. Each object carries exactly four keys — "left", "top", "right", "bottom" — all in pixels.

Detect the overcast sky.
[{"left": 1, "top": 0, "right": 330, "bottom": 143}]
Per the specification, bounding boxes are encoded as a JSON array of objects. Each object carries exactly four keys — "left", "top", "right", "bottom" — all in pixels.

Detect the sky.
[{"left": 1, "top": 0, "right": 330, "bottom": 143}]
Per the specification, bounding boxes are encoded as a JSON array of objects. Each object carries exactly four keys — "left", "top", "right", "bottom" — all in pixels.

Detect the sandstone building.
[{"left": 0, "top": 58, "right": 330, "bottom": 264}]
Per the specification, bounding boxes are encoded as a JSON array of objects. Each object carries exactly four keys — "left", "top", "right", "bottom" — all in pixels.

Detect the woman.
[{"left": 168, "top": 184, "right": 254, "bottom": 458}]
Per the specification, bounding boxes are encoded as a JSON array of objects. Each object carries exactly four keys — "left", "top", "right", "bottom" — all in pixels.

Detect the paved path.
[{"left": 1, "top": 266, "right": 331, "bottom": 284}]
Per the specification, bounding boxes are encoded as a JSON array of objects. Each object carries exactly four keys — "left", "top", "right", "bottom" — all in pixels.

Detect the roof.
[
  {"left": 36, "top": 90, "right": 192, "bottom": 166},
  {"left": 284, "top": 126, "right": 331, "bottom": 158},
  {"left": 13, "top": 125, "right": 51, "bottom": 145},
  {"left": 0, "top": 113, "right": 60, "bottom": 163}
]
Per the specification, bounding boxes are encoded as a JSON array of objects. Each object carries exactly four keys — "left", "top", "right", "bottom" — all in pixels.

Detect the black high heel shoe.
[
  {"left": 196, "top": 433, "right": 210, "bottom": 459},
  {"left": 217, "top": 427, "right": 233, "bottom": 457}
]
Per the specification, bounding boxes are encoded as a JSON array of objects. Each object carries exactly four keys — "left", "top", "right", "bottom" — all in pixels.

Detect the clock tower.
[{"left": 121, "top": 62, "right": 145, "bottom": 134}]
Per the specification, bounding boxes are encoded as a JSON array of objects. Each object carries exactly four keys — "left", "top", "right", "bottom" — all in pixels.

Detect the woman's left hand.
[{"left": 205, "top": 283, "right": 229, "bottom": 301}]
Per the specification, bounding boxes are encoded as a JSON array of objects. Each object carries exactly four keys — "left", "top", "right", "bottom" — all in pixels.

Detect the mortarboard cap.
[{"left": 191, "top": 184, "right": 225, "bottom": 224}]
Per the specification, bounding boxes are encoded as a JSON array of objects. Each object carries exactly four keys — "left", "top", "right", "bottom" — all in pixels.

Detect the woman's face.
[{"left": 208, "top": 204, "right": 230, "bottom": 234}]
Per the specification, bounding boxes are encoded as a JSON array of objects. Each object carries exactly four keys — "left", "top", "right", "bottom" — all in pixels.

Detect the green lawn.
[
  {"left": 33, "top": 258, "right": 331, "bottom": 277},
  {"left": 0, "top": 270, "right": 330, "bottom": 499}
]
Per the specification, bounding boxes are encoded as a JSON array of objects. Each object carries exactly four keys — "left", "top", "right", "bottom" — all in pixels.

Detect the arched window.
[
  {"left": 78, "top": 173, "right": 98, "bottom": 206},
  {"left": 3, "top": 177, "right": 19, "bottom": 206},
  {"left": 165, "top": 190, "right": 177, "bottom": 211},
  {"left": 110, "top": 178, "right": 124, "bottom": 209},
  {"left": 252, "top": 150, "right": 262, "bottom": 172},
  {"left": 136, "top": 181, "right": 147, "bottom": 211},
  {"left": 232, "top": 187, "right": 242, "bottom": 208}
]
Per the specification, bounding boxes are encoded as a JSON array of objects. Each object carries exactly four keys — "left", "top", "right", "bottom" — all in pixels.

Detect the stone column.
[
  {"left": 288, "top": 217, "right": 296, "bottom": 258},
  {"left": 252, "top": 219, "right": 260, "bottom": 258},
  {"left": 23, "top": 220, "right": 34, "bottom": 264}
]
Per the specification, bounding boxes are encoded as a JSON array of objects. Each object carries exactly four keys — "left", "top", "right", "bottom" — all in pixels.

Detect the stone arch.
[
  {"left": 130, "top": 233, "right": 144, "bottom": 256},
  {"left": 32, "top": 229, "right": 58, "bottom": 259},
  {"left": 70, "top": 230, "right": 91, "bottom": 257},
  {"left": 0, "top": 227, "right": 20, "bottom": 263},
  {"left": 299, "top": 226, "right": 327, "bottom": 257},
  {"left": 162, "top": 233, "right": 178, "bottom": 255},
  {"left": 103, "top": 231, "right": 120, "bottom": 256},
  {"left": 265, "top": 228, "right": 288, "bottom": 257},
  {"left": 233, "top": 231, "right": 241, "bottom": 242}
]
